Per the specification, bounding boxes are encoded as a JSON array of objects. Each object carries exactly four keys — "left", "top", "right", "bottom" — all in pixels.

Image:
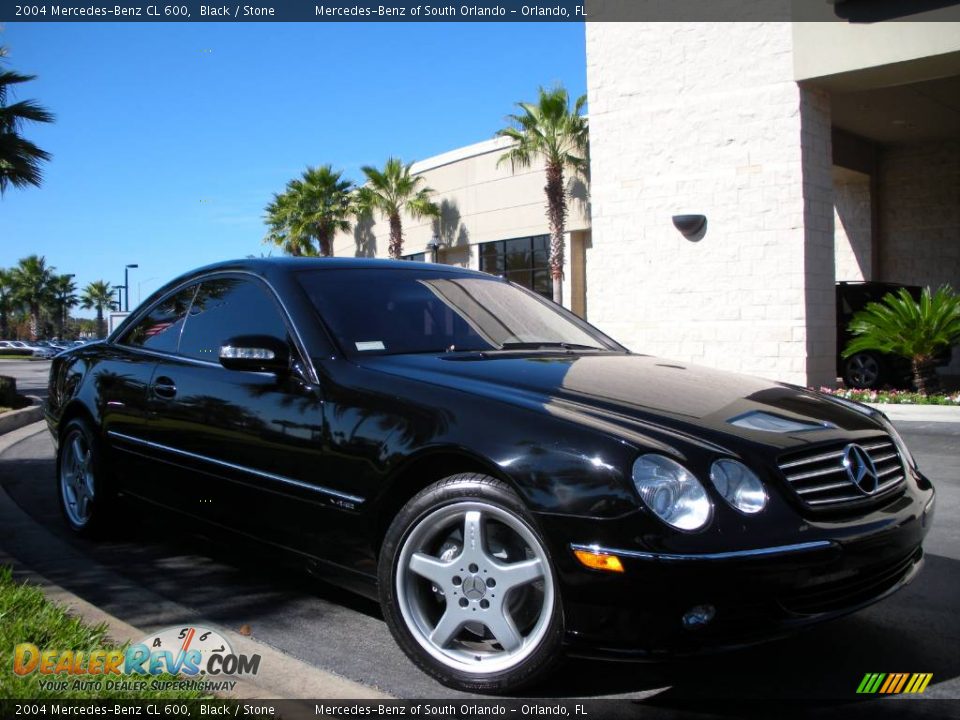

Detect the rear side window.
[
  {"left": 177, "top": 277, "right": 288, "bottom": 362},
  {"left": 119, "top": 285, "right": 198, "bottom": 353}
]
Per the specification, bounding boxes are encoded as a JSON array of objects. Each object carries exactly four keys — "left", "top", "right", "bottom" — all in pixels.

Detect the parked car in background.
[
  {"left": 837, "top": 281, "right": 952, "bottom": 389},
  {"left": 47, "top": 259, "right": 934, "bottom": 693},
  {"left": 31, "top": 345, "right": 57, "bottom": 359}
]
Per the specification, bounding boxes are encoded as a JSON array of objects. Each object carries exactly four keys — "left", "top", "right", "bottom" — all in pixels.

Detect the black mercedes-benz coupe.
[{"left": 46, "top": 258, "right": 935, "bottom": 693}]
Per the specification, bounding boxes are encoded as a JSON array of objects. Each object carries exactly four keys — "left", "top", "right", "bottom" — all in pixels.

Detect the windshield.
[{"left": 297, "top": 268, "right": 622, "bottom": 357}]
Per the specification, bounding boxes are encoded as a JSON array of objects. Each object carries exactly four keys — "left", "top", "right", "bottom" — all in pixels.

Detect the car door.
[
  {"left": 102, "top": 283, "right": 198, "bottom": 504},
  {"left": 144, "top": 274, "right": 350, "bottom": 560}
]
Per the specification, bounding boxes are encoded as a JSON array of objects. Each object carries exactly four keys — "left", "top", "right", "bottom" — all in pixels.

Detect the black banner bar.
[
  {"left": 1, "top": 0, "right": 958, "bottom": 22},
  {"left": 1, "top": 699, "right": 959, "bottom": 720}
]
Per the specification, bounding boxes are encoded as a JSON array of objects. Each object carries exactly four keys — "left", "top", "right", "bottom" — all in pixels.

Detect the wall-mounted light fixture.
[
  {"left": 672, "top": 214, "right": 707, "bottom": 242},
  {"left": 426, "top": 236, "right": 441, "bottom": 263}
]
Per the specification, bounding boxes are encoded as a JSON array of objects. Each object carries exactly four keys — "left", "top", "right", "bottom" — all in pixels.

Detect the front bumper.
[{"left": 542, "top": 482, "right": 935, "bottom": 659}]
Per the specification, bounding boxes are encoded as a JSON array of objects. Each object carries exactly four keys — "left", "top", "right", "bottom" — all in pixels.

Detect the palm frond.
[
  {"left": 844, "top": 286, "right": 960, "bottom": 361},
  {"left": 0, "top": 47, "right": 54, "bottom": 193},
  {"left": 263, "top": 164, "right": 355, "bottom": 257}
]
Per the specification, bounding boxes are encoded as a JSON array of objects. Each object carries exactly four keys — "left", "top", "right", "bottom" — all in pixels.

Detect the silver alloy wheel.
[
  {"left": 395, "top": 501, "right": 554, "bottom": 675},
  {"left": 847, "top": 353, "right": 881, "bottom": 388},
  {"left": 60, "top": 429, "right": 95, "bottom": 527}
]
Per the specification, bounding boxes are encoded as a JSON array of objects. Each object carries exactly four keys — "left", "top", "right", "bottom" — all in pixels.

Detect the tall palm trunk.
[
  {"left": 388, "top": 213, "right": 403, "bottom": 260},
  {"left": 318, "top": 224, "right": 333, "bottom": 257},
  {"left": 545, "top": 162, "right": 567, "bottom": 305},
  {"left": 28, "top": 302, "right": 40, "bottom": 340},
  {"left": 95, "top": 307, "right": 105, "bottom": 338},
  {"left": 911, "top": 357, "right": 940, "bottom": 395}
]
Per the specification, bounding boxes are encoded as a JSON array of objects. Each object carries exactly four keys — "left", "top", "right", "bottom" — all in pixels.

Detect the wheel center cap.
[{"left": 462, "top": 575, "right": 486, "bottom": 600}]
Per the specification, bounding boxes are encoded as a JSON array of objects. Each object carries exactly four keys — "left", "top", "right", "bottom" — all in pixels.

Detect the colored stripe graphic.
[{"left": 857, "top": 673, "right": 932, "bottom": 694}]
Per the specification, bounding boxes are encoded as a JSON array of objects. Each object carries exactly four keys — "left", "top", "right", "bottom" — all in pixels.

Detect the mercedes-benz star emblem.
[
  {"left": 461, "top": 576, "right": 486, "bottom": 601},
  {"left": 842, "top": 443, "right": 879, "bottom": 495}
]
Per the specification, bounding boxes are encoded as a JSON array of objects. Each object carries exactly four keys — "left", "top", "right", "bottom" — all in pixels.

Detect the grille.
[{"left": 777, "top": 436, "right": 905, "bottom": 510}]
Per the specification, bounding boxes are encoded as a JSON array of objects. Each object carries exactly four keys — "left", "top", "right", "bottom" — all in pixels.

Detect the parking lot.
[{"left": 1, "top": 360, "right": 959, "bottom": 707}]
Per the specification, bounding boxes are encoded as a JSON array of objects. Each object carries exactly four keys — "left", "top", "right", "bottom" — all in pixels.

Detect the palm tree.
[
  {"left": 51, "top": 274, "right": 78, "bottom": 339},
  {"left": 843, "top": 286, "right": 960, "bottom": 395},
  {"left": 0, "top": 46, "right": 55, "bottom": 195},
  {"left": 496, "top": 85, "right": 588, "bottom": 305},
  {"left": 357, "top": 158, "right": 439, "bottom": 259},
  {"left": 264, "top": 190, "right": 314, "bottom": 257},
  {"left": 81, "top": 280, "right": 116, "bottom": 338},
  {"left": 0, "top": 268, "right": 14, "bottom": 338},
  {"left": 264, "top": 165, "right": 354, "bottom": 257},
  {"left": 10, "top": 255, "right": 55, "bottom": 339}
]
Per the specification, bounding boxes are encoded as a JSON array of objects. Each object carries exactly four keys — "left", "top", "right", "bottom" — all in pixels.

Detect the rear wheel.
[{"left": 379, "top": 474, "right": 563, "bottom": 693}]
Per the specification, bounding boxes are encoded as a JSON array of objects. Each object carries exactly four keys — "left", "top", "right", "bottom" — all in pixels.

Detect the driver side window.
[{"left": 119, "top": 284, "right": 198, "bottom": 354}]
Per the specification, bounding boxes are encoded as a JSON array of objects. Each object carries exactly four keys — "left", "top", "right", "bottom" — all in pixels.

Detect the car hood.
[{"left": 357, "top": 352, "right": 884, "bottom": 452}]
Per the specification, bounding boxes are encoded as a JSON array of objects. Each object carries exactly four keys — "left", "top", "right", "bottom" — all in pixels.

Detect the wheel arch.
[
  {"left": 57, "top": 400, "right": 99, "bottom": 440},
  {"left": 372, "top": 448, "right": 520, "bottom": 554}
]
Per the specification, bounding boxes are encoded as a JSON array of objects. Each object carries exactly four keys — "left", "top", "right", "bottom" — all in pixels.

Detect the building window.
[
  {"left": 479, "top": 235, "right": 550, "bottom": 298},
  {"left": 403, "top": 252, "right": 427, "bottom": 262}
]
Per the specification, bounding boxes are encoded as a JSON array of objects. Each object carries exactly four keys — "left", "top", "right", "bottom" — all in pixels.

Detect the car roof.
[
  {"left": 185, "top": 256, "right": 482, "bottom": 275},
  {"left": 153, "top": 257, "right": 492, "bottom": 297}
]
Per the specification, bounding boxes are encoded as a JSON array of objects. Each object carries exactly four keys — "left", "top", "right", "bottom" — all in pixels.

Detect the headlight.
[
  {"left": 632, "top": 455, "right": 712, "bottom": 531},
  {"left": 878, "top": 415, "right": 918, "bottom": 470},
  {"left": 709, "top": 459, "right": 768, "bottom": 514}
]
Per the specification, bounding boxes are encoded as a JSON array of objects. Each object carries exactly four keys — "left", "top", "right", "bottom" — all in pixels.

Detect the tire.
[
  {"left": 378, "top": 474, "right": 563, "bottom": 694},
  {"left": 844, "top": 352, "right": 884, "bottom": 390},
  {"left": 56, "top": 418, "right": 117, "bottom": 537}
]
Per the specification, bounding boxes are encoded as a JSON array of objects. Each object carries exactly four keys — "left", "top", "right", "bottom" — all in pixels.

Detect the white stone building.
[{"left": 334, "top": 19, "right": 960, "bottom": 388}]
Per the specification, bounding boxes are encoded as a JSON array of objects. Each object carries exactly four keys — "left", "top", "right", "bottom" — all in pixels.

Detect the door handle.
[{"left": 152, "top": 376, "right": 177, "bottom": 399}]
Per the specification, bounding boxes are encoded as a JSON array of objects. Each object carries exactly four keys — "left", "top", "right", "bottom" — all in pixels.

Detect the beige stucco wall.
[
  {"left": 879, "top": 140, "right": 960, "bottom": 289},
  {"left": 834, "top": 168, "right": 873, "bottom": 282},
  {"left": 332, "top": 136, "right": 589, "bottom": 307},
  {"left": 793, "top": 22, "right": 960, "bottom": 89},
  {"left": 585, "top": 22, "right": 837, "bottom": 387}
]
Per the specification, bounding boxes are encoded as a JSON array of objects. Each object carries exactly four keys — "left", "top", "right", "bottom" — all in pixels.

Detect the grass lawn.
[
  {"left": 0, "top": 566, "right": 209, "bottom": 700},
  {"left": 0, "top": 355, "right": 36, "bottom": 361}
]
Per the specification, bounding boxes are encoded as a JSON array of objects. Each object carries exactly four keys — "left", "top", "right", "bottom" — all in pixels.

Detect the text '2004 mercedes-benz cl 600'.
[{"left": 46, "top": 258, "right": 935, "bottom": 693}]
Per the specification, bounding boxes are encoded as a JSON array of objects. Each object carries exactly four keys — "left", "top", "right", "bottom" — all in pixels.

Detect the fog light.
[
  {"left": 573, "top": 548, "right": 625, "bottom": 573},
  {"left": 682, "top": 604, "right": 716, "bottom": 630}
]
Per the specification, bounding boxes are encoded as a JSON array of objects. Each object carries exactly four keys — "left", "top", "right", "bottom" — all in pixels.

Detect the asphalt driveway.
[{"left": 0, "top": 418, "right": 958, "bottom": 708}]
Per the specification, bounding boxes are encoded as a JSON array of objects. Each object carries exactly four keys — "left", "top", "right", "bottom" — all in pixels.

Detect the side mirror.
[{"left": 219, "top": 335, "right": 290, "bottom": 373}]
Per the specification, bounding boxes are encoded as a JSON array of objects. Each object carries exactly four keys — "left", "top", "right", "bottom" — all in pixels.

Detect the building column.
[{"left": 586, "top": 22, "right": 836, "bottom": 387}]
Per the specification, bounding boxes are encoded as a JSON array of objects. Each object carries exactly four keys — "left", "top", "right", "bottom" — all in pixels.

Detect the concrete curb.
[
  {"left": 0, "top": 421, "right": 390, "bottom": 701},
  {"left": 0, "top": 395, "right": 43, "bottom": 435},
  {"left": 865, "top": 402, "right": 960, "bottom": 423}
]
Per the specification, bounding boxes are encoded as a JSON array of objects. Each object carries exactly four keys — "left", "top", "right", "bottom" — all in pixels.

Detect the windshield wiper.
[{"left": 498, "top": 342, "right": 605, "bottom": 351}]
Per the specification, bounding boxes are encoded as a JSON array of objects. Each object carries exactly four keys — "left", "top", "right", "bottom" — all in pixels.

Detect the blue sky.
[{"left": 0, "top": 22, "right": 587, "bottom": 314}]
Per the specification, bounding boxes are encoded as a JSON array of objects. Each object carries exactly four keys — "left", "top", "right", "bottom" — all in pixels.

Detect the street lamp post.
[
  {"left": 124, "top": 264, "right": 139, "bottom": 311},
  {"left": 115, "top": 285, "right": 126, "bottom": 311}
]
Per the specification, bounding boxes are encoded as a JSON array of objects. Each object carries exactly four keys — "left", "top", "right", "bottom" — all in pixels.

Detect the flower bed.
[{"left": 816, "top": 387, "right": 960, "bottom": 406}]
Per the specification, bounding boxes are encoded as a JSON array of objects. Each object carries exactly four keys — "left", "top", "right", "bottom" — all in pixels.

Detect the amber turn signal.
[{"left": 574, "top": 548, "right": 625, "bottom": 573}]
